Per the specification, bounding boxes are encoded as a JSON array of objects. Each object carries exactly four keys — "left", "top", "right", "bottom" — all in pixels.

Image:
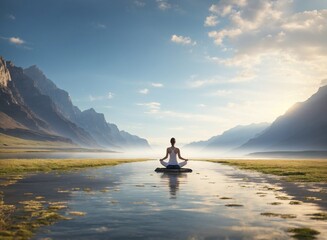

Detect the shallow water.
[{"left": 5, "top": 160, "right": 327, "bottom": 239}]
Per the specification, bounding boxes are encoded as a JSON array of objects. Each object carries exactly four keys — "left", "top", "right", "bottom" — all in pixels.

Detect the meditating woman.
[{"left": 159, "top": 137, "right": 188, "bottom": 169}]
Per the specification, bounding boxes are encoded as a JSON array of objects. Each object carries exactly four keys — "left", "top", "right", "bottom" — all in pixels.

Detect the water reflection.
[
  {"left": 24, "top": 160, "right": 327, "bottom": 240},
  {"left": 160, "top": 173, "right": 187, "bottom": 199}
]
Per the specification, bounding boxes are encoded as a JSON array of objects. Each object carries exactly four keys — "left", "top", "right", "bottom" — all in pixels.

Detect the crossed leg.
[
  {"left": 160, "top": 160, "right": 168, "bottom": 167},
  {"left": 178, "top": 160, "right": 188, "bottom": 168}
]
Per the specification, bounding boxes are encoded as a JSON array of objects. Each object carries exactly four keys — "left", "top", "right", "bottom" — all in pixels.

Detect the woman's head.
[{"left": 170, "top": 137, "right": 176, "bottom": 146}]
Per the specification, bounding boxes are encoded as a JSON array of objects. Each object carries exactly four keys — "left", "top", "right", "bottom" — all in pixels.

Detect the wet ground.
[{"left": 2, "top": 160, "right": 326, "bottom": 239}]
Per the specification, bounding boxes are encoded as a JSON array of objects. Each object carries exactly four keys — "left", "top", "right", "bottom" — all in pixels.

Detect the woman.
[{"left": 159, "top": 137, "right": 188, "bottom": 169}]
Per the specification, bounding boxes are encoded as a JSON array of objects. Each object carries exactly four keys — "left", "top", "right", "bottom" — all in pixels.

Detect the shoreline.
[{"left": 206, "top": 159, "right": 327, "bottom": 210}]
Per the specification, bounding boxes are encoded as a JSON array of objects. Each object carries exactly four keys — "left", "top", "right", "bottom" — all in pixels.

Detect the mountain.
[
  {"left": 23, "top": 65, "right": 150, "bottom": 149},
  {"left": 120, "top": 130, "right": 150, "bottom": 148},
  {"left": 24, "top": 65, "right": 80, "bottom": 122},
  {"left": 1, "top": 59, "right": 98, "bottom": 146},
  {"left": 0, "top": 57, "right": 149, "bottom": 149},
  {"left": 239, "top": 86, "right": 327, "bottom": 152},
  {"left": 75, "top": 108, "right": 124, "bottom": 148},
  {"left": 185, "top": 123, "right": 269, "bottom": 151}
]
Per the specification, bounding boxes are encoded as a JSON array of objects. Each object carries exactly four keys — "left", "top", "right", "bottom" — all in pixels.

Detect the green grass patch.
[
  {"left": 225, "top": 204, "right": 243, "bottom": 207},
  {"left": 0, "top": 158, "right": 149, "bottom": 176},
  {"left": 0, "top": 196, "right": 71, "bottom": 240},
  {"left": 287, "top": 227, "right": 320, "bottom": 240},
  {"left": 206, "top": 159, "right": 327, "bottom": 182},
  {"left": 260, "top": 212, "right": 297, "bottom": 219},
  {"left": 306, "top": 212, "right": 327, "bottom": 221}
]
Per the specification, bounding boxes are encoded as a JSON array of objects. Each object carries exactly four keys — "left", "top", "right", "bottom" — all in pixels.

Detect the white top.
[{"left": 168, "top": 147, "right": 178, "bottom": 165}]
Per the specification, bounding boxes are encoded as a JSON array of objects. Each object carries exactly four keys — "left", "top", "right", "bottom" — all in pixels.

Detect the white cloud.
[
  {"left": 156, "top": 0, "right": 171, "bottom": 11},
  {"left": 151, "top": 82, "right": 164, "bottom": 88},
  {"left": 204, "top": 15, "right": 219, "bottom": 27},
  {"left": 137, "top": 102, "right": 161, "bottom": 113},
  {"left": 9, "top": 37, "right": 24, "bottom": 45},
  {"left": 137, "top": 102, "right": 223, "bottom": 123},
  {"left": 230, "top": 69, "right": 257, "bottom": 82},
  {"left": 134, "top": 0, "right": 145, "bottom": 7},
  {"left": 188, "top": 76, "right": 223, "bottom": 88},
  {"left": 205, "top": 0, "right": 327, "bottom": 91},
  {"left": 139, "top": 88, "right": 149, "bottom": 94},
  {"left": 107, "top": 92, "right": 114, "bottom": 99},
  {"left": 208, "top": 28, "right": 242, "bottom": 45},
  {"left": 171, "top": 34, "right": 196, "bottom": 46},
  {"left": 89, "top": 92, "right": 114, "bottom": 101}
]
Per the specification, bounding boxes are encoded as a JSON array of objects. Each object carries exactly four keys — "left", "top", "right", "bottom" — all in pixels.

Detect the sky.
[{"left": 1, "top": 0, "right": 327, "bottom": 147}]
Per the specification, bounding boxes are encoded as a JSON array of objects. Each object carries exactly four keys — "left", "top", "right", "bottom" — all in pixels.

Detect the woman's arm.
[
  {"left": 177, "top": 148, "right": 188, "bottom": 161},
  {"left": 160, "top": 148, "right": 169, "bottom": 161}
]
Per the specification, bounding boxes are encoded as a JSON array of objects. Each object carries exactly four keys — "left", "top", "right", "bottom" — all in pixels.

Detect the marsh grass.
[
  {"left": 225, "top": 204, "right": 243, "bottom": 207},
  {"left": 0, "top": 158, "right": 149, "bottom": 239},
  {"left": 0, "top": 195, "right": 71, "bottom": 239},
  {"left": 260, "top": 212, "right": 297, "bottom": 219},
  {"left": 287, "top": 227, "right": 320, "bottom": 240},
  {"left": 206, "top": 160, "right": 327, "bottom": 182},
  {"left": 306, "top": 212, "right": 327, "bottom": 221},
  {"left": 0, "top": 158, "right": 149, "bottom": 176}
]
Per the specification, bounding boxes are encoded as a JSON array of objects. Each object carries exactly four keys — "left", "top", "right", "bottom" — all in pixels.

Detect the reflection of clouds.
[
  {"left": 224, "top": 225, "right": 288, "bottom": 240},
  {"left": 180, "top": 161, "right": 327, "bottom": 236},
  {"left": 161, "top": 173, "right": 187, "bottom": 199}
]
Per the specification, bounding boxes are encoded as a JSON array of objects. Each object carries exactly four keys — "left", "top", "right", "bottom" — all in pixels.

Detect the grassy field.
[
  {"left": 0, "top": 133, "right": 77, "bottom": 152},
  {"left": 206, "top": 159, "right": 327, "bottom": 182},
  {"left": 0, "top": 158, "right": 149, "bottom": 176}
]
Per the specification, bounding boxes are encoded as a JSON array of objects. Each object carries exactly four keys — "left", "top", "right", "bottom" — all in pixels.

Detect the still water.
[{"left": 9, "top": 160, "right": 326, "bottom": 239}]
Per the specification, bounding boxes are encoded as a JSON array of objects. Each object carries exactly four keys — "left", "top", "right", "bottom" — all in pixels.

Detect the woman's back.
[{"left": 168, "top": 147, "right": 178, "bottom": 165}]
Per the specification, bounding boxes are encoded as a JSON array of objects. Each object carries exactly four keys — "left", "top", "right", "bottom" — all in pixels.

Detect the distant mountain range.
[
  {"left": 184, "top": 123, "right": 269, "bottom": 152},
  {"left": 185, "top": 85, "right": 327, "bottom": 154},
  {"left": 0, "top": 57, "right": 150, "bottom": 150},
  {"left": 238, "top": 85, "right": 327, "bottom": 152}
]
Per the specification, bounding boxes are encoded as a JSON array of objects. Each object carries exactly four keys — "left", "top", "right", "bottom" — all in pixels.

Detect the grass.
[
  {"left": 0, "top": 158, "right": 149, "bottom": 239},
  {"left": 0, "top": 133, "right": 76, "bottom": 151},
  {"left": 0, "top": 195, "right": 71, "bottom": 239},
  {"left": 287, "top": 227, "right": 320, "bottom": 240},
  {"left": 0, "top": 158, "right": 149, "bottom": 176},
  {"left": 260, "top": 212, "right": 297, "bottom": 219},
  {"left": 206, "top": 159, "right": 327, "bottom": 182},
  {"left": 306, "top": 212, "right": 327, "bottom": 220}
]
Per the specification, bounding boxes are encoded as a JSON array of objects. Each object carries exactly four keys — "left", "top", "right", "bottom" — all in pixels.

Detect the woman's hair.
[{"left": 170, "top": 137, "right": 176, "bottom": 146}]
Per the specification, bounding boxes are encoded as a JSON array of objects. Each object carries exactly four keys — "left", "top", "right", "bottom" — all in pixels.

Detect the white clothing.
[{"left": 160, "top": 147, "right": 187, "bottom": 167}]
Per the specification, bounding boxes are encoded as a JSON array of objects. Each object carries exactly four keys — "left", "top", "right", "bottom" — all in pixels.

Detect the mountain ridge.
[
  {"left": 24, "top": 65, "right": 149, "bottom": 150},
  {"left": 0, "top": 57, "right": 150, "bottom": 149},
  {"left": 239, "top": 85, "right": 327, "bottom": 152}
]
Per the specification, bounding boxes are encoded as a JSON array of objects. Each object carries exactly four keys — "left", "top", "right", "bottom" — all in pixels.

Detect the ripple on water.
[{"left": 4, "top": 160, "right": 325, "bottom": 240}]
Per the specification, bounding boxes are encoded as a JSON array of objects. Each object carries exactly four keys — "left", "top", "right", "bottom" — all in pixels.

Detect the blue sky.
[{"left": 1, "top": 0, "right": 327, "bottom": 147}]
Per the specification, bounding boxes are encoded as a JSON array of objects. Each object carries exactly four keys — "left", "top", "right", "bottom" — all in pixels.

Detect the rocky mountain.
[
  {"left": 24, "top": 65, "right": 80, "bottom": 122},
  {"left": 1, "top": 59, "right": 98, "bottom": 146},
  {"left": 184, "top": 123, "right": 269, "bottom": 152},
  {"left": 23, "top": 65, "right": 150, "bottom": 149},
  {"left": 239, "top": 85, "right": 327, "bottom": 152},
  {"left": 120, "top": 130, "right": 150, "bottom": 148}
]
